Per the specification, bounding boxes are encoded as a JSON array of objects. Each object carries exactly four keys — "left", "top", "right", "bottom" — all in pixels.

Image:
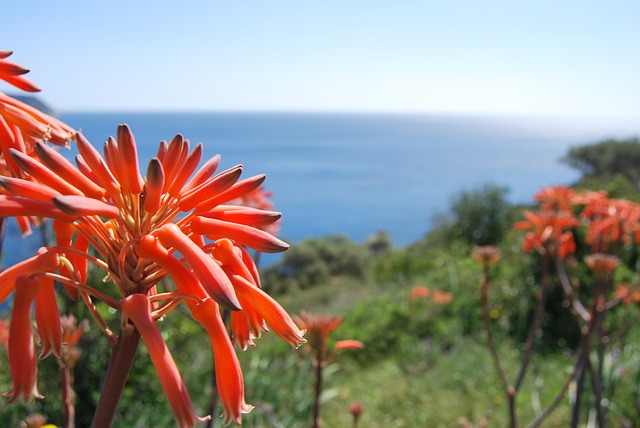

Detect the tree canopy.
[{"left": 562, "top": 138, "right": 640, "bottom": 189}]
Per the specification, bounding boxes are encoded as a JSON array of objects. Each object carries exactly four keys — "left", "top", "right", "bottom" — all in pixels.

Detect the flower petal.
[
  {"left": 34, "top": 142, "right": 106, "bottom": 199},
  {"left": 0, "top": 249, "right": 60, "bottom": 303},
  {"left": 192, "top": 216, "right": 289, "bottom": 253},
  {"left": 144, "top": 158, "right": 165, "bottom": 214},
  {"left": 123, "top": 294, "right": 208, "bottom": 428},
  {"left": 191, "top": 298, "right": 253, "bottom": 425},
  {"left": 178, "top": 165, "right": 242, "bottom": 212},
  {"left": 155, "top": 224, "right": 241, "bottom": 311},
  {"left": 226, "top": 270, "right": 306, "bottom": 348},
  {"left": 181, "top": 153, "right": 221, "bottom": 194},
  {"left": 193, "top": 174, "right": 266, "bottom": 213},
  {"left": 117, "top": 124, "right": 144, "bottom": 194},
  {"left": 10, "top": 148, "right": 84, "bottom": 196},
  {"left": 5, "top": 275, "right": 43, "bottom": 403},
  {"left": 0, "top": 195, "right": 75, "bottom": 222},
  {"left": 53, "top": 195, "right": 119, "bottom": 218},
  {"left": 34, "top": 276, "right": 62, "bottom": 359}
]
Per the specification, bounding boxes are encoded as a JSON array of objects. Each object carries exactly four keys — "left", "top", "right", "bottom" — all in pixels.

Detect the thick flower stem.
[
  {"left": 570, "top": 276, "right": 606, "bottom": 428},
  {"left": 91, "top": 322, "right": 140, "bottom": 428},
  {"left": 312, "top": 361, "right": 324, "bottom": 428},
  {"left": 506, "top": 253, "right": 550, "bottom": 428}
]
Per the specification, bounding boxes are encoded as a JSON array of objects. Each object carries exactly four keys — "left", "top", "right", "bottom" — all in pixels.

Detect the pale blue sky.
[{"left": 1, "top": 1, "right": 639, "bottom": 116}]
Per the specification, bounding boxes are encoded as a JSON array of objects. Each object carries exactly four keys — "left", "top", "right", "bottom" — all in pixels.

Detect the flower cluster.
[
  {"left": 0, "top": 51, "right": 75, "bottom": 237},
  {"left": 515, "top": 186, "right": 640, "bottom": 258},
  {"left": 0, "top": 52, "right": 305, "bottom": 426},
  {"left": 295, "top": 312, "right": 363, "bottom": 367}
]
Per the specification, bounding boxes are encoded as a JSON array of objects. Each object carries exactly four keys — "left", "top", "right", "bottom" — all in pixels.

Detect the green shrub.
[{"left": 263, "top": 236, "right": 371, "bottom": 292}]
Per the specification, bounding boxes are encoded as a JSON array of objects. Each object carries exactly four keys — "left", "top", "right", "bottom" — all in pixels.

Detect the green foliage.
[
  {"left": 575, "top": 173, "right": 640, "bottom": 202},
  {"left": 5, "top": 160, "right": 640, "bottom": 426},
  {"left": 436, "top": 184, "right": 515, "bottom": 246},
  {"left": 338, "top": 295, "right": 411, "bottom": 365},
  {"left": 372, "top": 247, "right": 431, "bottom": 284},
  {"left": 562, "top": 138, "right": 640, "bottom": 189},
  {"left": 263, "top": 235, "right": 371, "bottom": 292},
  {"left": 364, "top": 230, "right": 393, "bottom": 257}
]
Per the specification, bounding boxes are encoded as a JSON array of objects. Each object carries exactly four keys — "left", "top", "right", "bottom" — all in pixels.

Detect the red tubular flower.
[
  {"left": 0, "top": 249, "right": 60, "bottom": 303},
  {"left": 154, "top": 223, "right": 242, "bottom": 311},
  {"left": 472, "top": 246, "right": 502, "bottom": 267},
  {"left": 582, "top": 197, "right": 640, "bottom": 251},
  {"left": 295, "top": 312, "right": 357, "bottom": 367},
  {"left": 514, "top": 210, "right": 578, "bottom": 258},
  {"left": 432, "top": 290, "right": 454, "bottom": 305},
  {"left": 230, "top": 186, "right": 281, "bottom": 236},
  {"left": 0, "top": 122, "right": 301, "bottom": 425},
  {"left": 192, "top": 298, "right": 253, "bottom": 426},
  {"left": 335, "top": 340, "right": 365, "bottom": 350},
  {"left": 534, "top": 186, "right": 576, "bottom": 213},
  {"left": 0, "top": 51, "right": 74, "bottom": 146},
  {"left": 584, "top": 253, "right": 620, "bottom": 274},
  {"left": 123, "top": 294, "right": 207, "bottom": 428},
  {"left": 408, "top": 285, "right": 430, "bottom": 300},
  {"left": 5, "top": 275, "right": 43, "bottom": 403},
  {"left": 191, "top": 216, "right": 288, "bottom": 253},
  {"left": 34, "top": 275, "right": 62, "bottom": 359},
  {"left": 0, "top": 51, "right": 39, "bottom": 92},
  {"left": 614, "top": 284, "right": 640, "bottom": 305},
  {"left": 225, "top": 270, "right": 306, "bottom": 348}
]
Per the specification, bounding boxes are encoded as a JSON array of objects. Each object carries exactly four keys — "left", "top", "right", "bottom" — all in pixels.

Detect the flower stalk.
[{"left": 91, "top": 322, "right": 140, "bottom": 428}]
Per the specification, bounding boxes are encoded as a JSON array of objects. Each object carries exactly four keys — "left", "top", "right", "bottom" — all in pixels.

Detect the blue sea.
[{"left": 2, "top": 112, "right": 639, "bottom": 267}]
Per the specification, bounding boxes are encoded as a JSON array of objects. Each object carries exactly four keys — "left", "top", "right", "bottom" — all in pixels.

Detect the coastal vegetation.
[{"left": 1, "top": 138, "right": 640, "bottom": 427}]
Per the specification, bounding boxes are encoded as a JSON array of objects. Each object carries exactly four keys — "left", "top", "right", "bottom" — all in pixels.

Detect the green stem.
[{"left": 480, "top": 266, "right": 511, "bottom": 408}]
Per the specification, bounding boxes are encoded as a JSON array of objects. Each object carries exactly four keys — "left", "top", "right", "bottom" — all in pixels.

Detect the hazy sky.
[{"left": 2, "top": 1, "right": 639, "bottom": 116}]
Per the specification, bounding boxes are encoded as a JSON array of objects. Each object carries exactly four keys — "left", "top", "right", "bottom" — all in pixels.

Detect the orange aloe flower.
[
  {"left": 230, "top": 186, "right": 281, "bottom": 236},
  {"left": 334, "top": 339, "right": 365, "bottom": 350},
  {"left": 0, "top": 51, "right": 75, "bottom": 239},
  {"left": 432, "top": 290, "right": 454, "bottom": 305},
  {"left": 0, "top": 51, "right": 74, "bottom": 148},
  {"left": 0, "top": 50, "right": 40, "bottom": 92},
  {"left": 614, "top": 284, "right": 640, "bottom": 305},
  {"left": 408, "top": 285, "right": 430, "bottom": 300},
  {"left": 295, "top": 312, "right": 361, "bottom": 366},
  {"left": 584, "top": 253, "right": 621, "bottom": 274},
  {"left": 534, "top": 186, "right": 576, "bottom": 214},
  {"left": 5, "top": 275, "right": 43, "bottom": 403},
  {"left": 581, "top": 197, "right": 640, "bottom": 251},
  {"left": 0, "top": 123, "right": 304, "bottom": 426},
  {"left": 123, "top": 294, "right": 208, "bottom": 427},
  {"left": 514, "top": 210, "right": 578, "bottom": 259},
  {"left": 472, "top": 246, "right": 502, "bottom": 267},
  {"left": 295, "top": 312, "right": 361, "bottom": 428}
]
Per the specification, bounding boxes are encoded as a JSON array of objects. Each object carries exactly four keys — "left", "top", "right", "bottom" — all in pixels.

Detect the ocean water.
[{"left": 2, "top": 112, "right": 639, "bottom": 267}]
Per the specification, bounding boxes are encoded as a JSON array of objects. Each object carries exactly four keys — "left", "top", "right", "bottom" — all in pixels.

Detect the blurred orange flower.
[
  {"left": 432, "top": 290, "right": 454, "bottom": 305},
  {"left": 408, "top": 285, "right": 430, "bottom": 300},
  {"left": 0, "top": 318, "right": 8, "bottom": 348},
  {"left": 614, "top": 284, "right": 640, "bottom": 305},
  {"left": 514, "top": 211, "right": 578, "bottom": 259},
  {"left": 472, "top": 246, "right": 502, "bottom": 267},
  {"left": 534, "top": 186, "right": 576, "bottom": 213}
]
